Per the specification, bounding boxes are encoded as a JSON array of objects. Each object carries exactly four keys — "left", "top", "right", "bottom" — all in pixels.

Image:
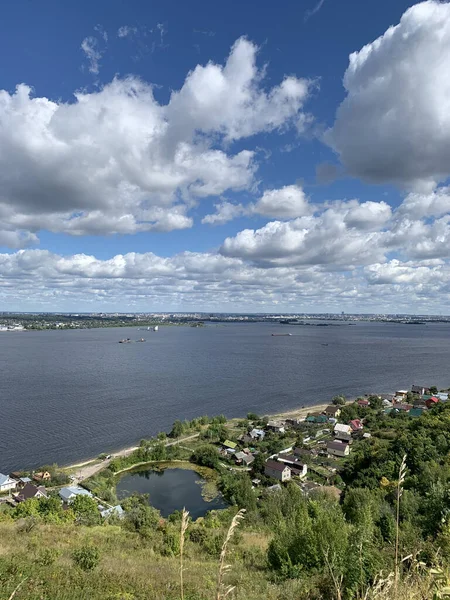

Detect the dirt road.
[{"left": 68, "top": 433, "right": 201, "bottom": 483}]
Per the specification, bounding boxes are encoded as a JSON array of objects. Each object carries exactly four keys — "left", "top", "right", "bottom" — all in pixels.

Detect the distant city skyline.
[{"left": 0, "top": 1, "right": 449, "bottom": 313}]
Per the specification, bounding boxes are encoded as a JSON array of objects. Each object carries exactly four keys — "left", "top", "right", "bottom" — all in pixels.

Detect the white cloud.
[
  {"left": 117, "top": 25, "right": 138, "bottom": 39},
  {"left": 304, "top": 0, "right": 326, "bottom": 22},
  {"left": 168, "top": 38, "right": 311, "bottom": 142},
  {"left": 327, "top": 0, "right": 450, "bottom": 191},
  {"left": 81, "top": 37, "right": 103, "bottom": 74},
  {"left": 1, "top": 246, "right": 450, "bottom": 314},
  {"left": 252, "top": 185, "right": 311, "bottom": 219},
  {"left": 0, "top": 38, "right": 310, "bottom": 246},
  {"left": 201, "top": 201, "right": 246, "bottom": 225},
  {"left": 220, "top": 200, "right": 391, "bottom": 266}
]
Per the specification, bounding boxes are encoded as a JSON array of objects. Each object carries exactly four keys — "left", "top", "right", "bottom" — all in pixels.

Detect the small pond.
[{"left": 116, "top": 467, "right": 227, "bottom": 519}]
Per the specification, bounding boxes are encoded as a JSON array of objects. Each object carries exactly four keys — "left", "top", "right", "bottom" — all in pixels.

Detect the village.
[{"left": 0, "top": 383, "right": 448, "bottom": 517}]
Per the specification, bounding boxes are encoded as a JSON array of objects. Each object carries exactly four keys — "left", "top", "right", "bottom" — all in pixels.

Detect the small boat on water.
[
  {"left": 271, "top": 333, "right": 292, "bottom": 336},
  {"left": 119, "top": 338, "right": 131, "bottom": 343},
  {"left": 137, "top": 338, "right": 146, "bottom": 342},
  {"left": 153, "top": 325, "right": 159, "bottom": 332}
]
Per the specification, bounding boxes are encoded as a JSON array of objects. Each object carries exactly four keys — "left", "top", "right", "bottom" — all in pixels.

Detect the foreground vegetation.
[{"left": 3, "top": 402, "right": 450, "bottom": 598}]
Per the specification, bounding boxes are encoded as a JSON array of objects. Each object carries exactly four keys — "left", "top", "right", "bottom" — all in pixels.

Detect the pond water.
[{"left": 116, "top": 467, "right": 227, "bottom": 519}]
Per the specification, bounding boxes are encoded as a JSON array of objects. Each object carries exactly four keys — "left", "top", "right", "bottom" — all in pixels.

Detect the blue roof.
[
  {"left": 59, "top": 486, "right": 93, "bottom": 501},
  {"left": 0, "top": 473, "right": 14, "bottom": 486}
]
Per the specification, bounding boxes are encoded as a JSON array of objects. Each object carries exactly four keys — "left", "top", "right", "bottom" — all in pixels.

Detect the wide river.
[{"left": 1, "top": 321, "right": 449, "bottom": 471}]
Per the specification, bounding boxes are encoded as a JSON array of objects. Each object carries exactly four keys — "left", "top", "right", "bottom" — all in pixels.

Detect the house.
[
  {"left": 426, "top": 396, "right": 439, "bottom": 408},
  {"left": 285, "top": 418, "right": 302, "bottom": 429},
  {"left": 277, "top": 455, "right": 307, "bottom": 478},
  {"left": 413, "top": 398, "right": 427, "bottom": 407},
  {"left": 335, "top": 431, "right": 352, "bottom": 443},
  {"left": 412, "top": 385, "right": 430, "bottom": 396},
  {"left": 357, "top": 399, "right": 369, "bottom": 407},
  {"left": 315, "top": 415, "right": 328, "bottom": 424},
  {"left": 393, "top": 403, "right": 413, "bottom": 413},
  {"left": 241, "top": 454, "right": 254, "bottom": 466},
  {"left": 381, "top": 394, "right": 394, "bottom": 404},
  {"left": 349, "top": 419, "right": 363, "bottom": 432},
  {"left": 15, "top": 483, "right": 48, "bottom": 503},
  {"left": 59, "top": 486, "right": 93, "bottom": 503},
  {"left": 362, "top": 432, "right": 372, "bottom": 439},
  {"left": 294, "top": 447, "right": 314, "bottom": 458},
  {"left": 222, "top": 440, "right": 237, "bottom": 451},
  {"left": 409, "top": 407, "right": 425, "bottom": 418},
  {"left": 327, "top": 441, "right": 350, "bottom": 458},
  {"left": 266, "top": 421, "right": 285, "bottom": 434},
  {"left": 33, "top": 471, "right": 51, "bottom": 482},
  {"left": 0, "top": 473, "right": 17, "bottom": 493},
  {"left": 396, "top": 390, "right": 409, "bottom": 399},
  {"left": 325, "top": 405, "right": 341, "bottom": 418},
  {"left": 264, "top": 460, "right": 291, "bottom": 482},
  {"left": 437, "top": 393, "right": 449, "bottom": 402},
  {"left": 100, "top": 505, "right": 124, "bottom": 519},
  {"left": 249, "top": 428, "right": 265, "bottom": 441},
  {"left": 334, "top": 423, "right": 351, "bottom": 436},
  {"left": 266, "top": 484, "right": 282, "bottom": 493}
]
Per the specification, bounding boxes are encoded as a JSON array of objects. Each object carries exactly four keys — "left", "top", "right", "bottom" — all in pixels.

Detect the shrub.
[{"left": 72, "top": 545, "right": 100, "bottom": 571}]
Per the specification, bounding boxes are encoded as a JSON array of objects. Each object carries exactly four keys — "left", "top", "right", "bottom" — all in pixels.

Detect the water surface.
[
  {"left": 1, "top": 322, "right": 449, "bottom": 470},
  {"left": 116, "top": 467, "right": 227, "bottom": 518}
]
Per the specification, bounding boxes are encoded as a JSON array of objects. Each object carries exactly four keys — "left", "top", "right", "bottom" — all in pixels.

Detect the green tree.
[
  {"left": 71, "top": 495, "right": 101, "bottom": 526},
  {"left": 170, "top": 420, "right": 184, "bottom": 438},
  {"left": 191, "top": 445, "right": 220, "bottom": 469},
  {"left": 332, "top": 395, "right": 346, "bottom": 406}
]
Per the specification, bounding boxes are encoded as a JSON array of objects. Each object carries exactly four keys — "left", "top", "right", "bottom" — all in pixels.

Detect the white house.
[
  {"left": 327, "top": 441, "right": 350, "bottom": 458},
  {"left": 277, "top": 455, "right": 308, "bottom": 478},
  {"left": 334, "top": 423, "right": 351, "bottom": 436},
  {"left": 264, "top": 460, "right": 291, "bottom": 482},
  {"left": 0, "top": 473, "right": 17, "bottom": 493}
]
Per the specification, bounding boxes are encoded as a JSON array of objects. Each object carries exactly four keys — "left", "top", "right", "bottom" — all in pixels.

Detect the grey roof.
[
  {"left": 59, "top": 486, "right": 93, "bottom": 502},
  {"left": 235, "top": 451, "right": 247, "bottom": 461},
  {"left": 327, "top": 441, "right": 348, "bottom": 452},
  {"left": 101, "top": 505, "right": 124, "bottom": 519},
  {"left": 20, "top": 477, "right": 32, "bottom": 483},
  {"left": 265, "top": 459, "right": 290, "bottom": 472}
]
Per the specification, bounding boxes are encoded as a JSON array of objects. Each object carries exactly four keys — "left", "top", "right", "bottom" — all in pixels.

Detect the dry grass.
[{"left": 216, "top": 509, "right": 245, "bottom": 600}]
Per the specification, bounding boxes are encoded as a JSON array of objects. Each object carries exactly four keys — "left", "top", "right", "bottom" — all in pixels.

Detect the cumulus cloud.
[
  {"left": 327, "top": 0, "right": 450, "bottom": 191},
  {"left": 220, "top": 200, "right": 392, "bottom": 266},
  {"left": 201, "top": 201, "right": 246, "bottom": 225},
  {"left": 2, "top": 246, "right": 450, "bottom": 313},
  {"left": 252, "top": 185, "right": 311, "bottom": 219},
  {"left": 0, "top": 38, "right": 311, "bottom": 246},
  {"left": 202, "top": 184, "right": 311, "bottom": 224}
]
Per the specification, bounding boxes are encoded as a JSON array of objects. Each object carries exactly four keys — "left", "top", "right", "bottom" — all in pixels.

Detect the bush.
[{"left": 72, "top": 545, "right": 100, "bottom": 571}]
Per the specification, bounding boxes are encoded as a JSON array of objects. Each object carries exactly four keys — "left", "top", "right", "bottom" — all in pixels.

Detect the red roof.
[
  {"left": 349, "top": 419, "right": 363, "bottom": 430},
  {"left": 427, "top": 396, "right": 439, "bottom": 404},
  {"left": 357, "top": 399, "right": 369, "bottom": 405}
]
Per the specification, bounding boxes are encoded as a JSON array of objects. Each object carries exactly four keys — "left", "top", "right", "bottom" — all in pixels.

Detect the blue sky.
[{"left": 0, "top": 0, "right": 449, "bottom": 313}]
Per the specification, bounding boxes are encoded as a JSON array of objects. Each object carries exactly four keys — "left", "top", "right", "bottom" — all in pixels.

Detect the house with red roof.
[
  {"left": 426, "top": 396, "right": 439, "bottom": 408},
  {"left": 349, "top": 419, "right": 363, "bottom": 432}
]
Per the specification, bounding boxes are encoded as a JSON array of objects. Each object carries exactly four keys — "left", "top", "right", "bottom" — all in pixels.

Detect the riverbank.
[{"left": 63, "top": 400, "right": 349, "bottom": 480}]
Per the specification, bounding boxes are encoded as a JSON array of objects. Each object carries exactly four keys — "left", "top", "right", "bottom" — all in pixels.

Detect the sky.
[{"left": 0, "top": 0, "right": 450, "bottom": 314}]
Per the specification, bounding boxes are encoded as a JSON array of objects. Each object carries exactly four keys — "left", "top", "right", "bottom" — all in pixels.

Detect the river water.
[{"left": 1, "top": 321, "right": 449, "bottom": 471}]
